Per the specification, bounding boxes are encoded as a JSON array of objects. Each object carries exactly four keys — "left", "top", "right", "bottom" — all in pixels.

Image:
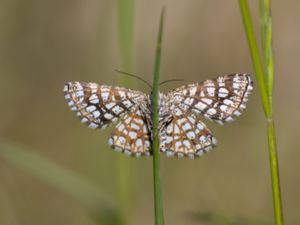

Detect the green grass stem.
[
  {"left": 239, "top": 1, "right": 270, "bottom": 117},
  {"left": 238, "top": 1, "right": 284, "bottom": 225},
  {"left": 151, "top": 7, "right": 165, "bottom": 225},
  {"left": 259, "top": 0, "right": 275, "bottom": 104}
]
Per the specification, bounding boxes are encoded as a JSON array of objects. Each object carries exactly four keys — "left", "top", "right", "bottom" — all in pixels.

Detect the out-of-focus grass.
[
  {"left": 116, "top": 1, "right": 135, "bottom": 225},
  {"left": 187, "top": 211, "right": 280, "bottom": 225},
  {"left": 0, "top": 141, "right": 117, "bottom": 225},
  {"left": 118, "top": 0, "right": 134, "bottom": 73}
]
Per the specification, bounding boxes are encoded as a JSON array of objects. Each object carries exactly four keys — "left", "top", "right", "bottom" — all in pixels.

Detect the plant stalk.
[
  {"left": 267, "top": 119, "right": 283, "bottom": 225},
  {"left": 151, "top": 7, "right": 165, "bottom": 225},
  {"left": 238, "top": 1, "right": 284, "bottom": 225}
]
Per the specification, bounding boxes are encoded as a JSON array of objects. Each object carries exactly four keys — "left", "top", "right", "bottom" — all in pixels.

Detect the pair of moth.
[{"left": 64, "top": 73, "right": 253, "bottom": 159}]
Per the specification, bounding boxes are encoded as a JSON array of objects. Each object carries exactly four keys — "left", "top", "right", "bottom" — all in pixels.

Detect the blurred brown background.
[{"left": 0, "top": 1, "right": 299, "bottom": 225}]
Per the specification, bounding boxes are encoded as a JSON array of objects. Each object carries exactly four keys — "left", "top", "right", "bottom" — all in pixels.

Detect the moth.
[{"left": 64, "top": 73, "right": 253, "bottom": 159}]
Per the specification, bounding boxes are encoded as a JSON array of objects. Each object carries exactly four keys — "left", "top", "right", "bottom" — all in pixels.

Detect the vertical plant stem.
[
  {"left": 238, "top": 1, "right": 284, "bottom": 225},
  {"left": 239, "top": 1, "right": 270, "bottom": 117},
  {"left": 267, "top": 119, "right": 283, "bottom": 225},
  {"left": 117, "top": 1, "right": 135, "bottom": 225},
  {"left": 151, "top": 7, "right": 165, "bottom": 225},
  {"left": 259, "top": 0, "right": 274, "bottom": 104},
  {"left": 260, "top": 1, "right": 283, "bottom": 224}
]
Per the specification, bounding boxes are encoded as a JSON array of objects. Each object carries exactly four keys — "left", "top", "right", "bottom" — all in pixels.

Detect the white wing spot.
[
  {"left": 101, "top": 92, "right": 109, "bottom": 101},
  {"left": 104, "top": 113, "right": 114, "bottom": 120},
  {"left": 189, "top": 86, "right": 197, "bottom": 96},
  {"left": 106, "top": 102, "right": 116, "bottom": 109},
  {"left": 92, "top": 110, "right": 100, "bottom": 118},
  {"left": 63, "top": 85, "right": 68, "bottom": 92},
  {"left": 184, "top": 98, "right": 194, "bottom": 106},
  {"left": 131, "top": 123, "right": 139, "bottom": 130},
  {"left": 117, "top": 124, "right": 125, "bottom": 131},
  {"left": 177, "top": 118, "right": 186, "bottom": 125},
  {"left": 196, "top": 150, "right": 204, "bottom": 156},
  {"left": 89, "top": 94, "right": 99, "bottom": 104},
  {"left": 225, "top": 116, "right": 234, "bottom": 122},
  {"left": 233, "top": 82, "right": 240, "bottom": 89},
  {"left": 123, "top": 100, "right": 133, "bottom": 108},
  {"left": 177, "top": 152, "right": 184, "bottom": 158},
  {"left": 118, "top": 91, "right": 126, "bottom": 98},
  {"left": 174, "top": 125, "right": 180, "bottom": 134},
  {"left": 76, "top": 90, "right": 84, "bottom": 97},
  {"left": 207, "top": 87, "right": 215, "bottom": 97},
  {"left": 143, "top": 125, "right": 148, "bottom": 133},
  {"left": 202, "top": 98, "right": 213, "bottom": 105},
  {"left": 145, "top": 140, "right": 150, "bottom": 147},
  {"left": 188, "top": 153, "right": 194, "bottom": 159},
  {"left": 175, "top": 141, "right": 182, "bottom": 148},
  {"left": 175, "top": 108, "right": 183, "bottom": 116},
  {"left": 118, "top": 136, "right": 126, "bottom": 144},
  {"left": 197, "top": 123, "right": 204, "bottom": 130},
  {"left": 187, "top": 131, "right": 195, "bottom": 139},
  {"left": 81, "top": 117, "right": 88, "bottom": 123},
  {"left": 187, "top": 116, "right": 196, "bottom": 124},
  {"left": 129, "top": 131, "right": 137, "bottom": 139},
  {"left": 136, "top": 139, "right": 143, "bottom": 147},
  {"left": 124, "top": 150, "right": 132, "bottom": 156},
  {"left": 166, "top": 151, "right": 175, "bottom": 157},
  {"left": 167, "top": 123, "right": 173, "bottom": 133},
  {"left": 112, "top": 106, "right": 124, "bottom": 114},
  {"left": 194, "top": 102, "right": 206, "bottom": 111},
  {"left": 108, "top": 137, "right": 113, "bottom": 146},
  {"left": 183, "top": 122, "right": 192, "bottom": 131},
  {"left": 199, "top": 135, "right": 207, "bottom": 144},
  {"left": 86, "top": 105, "right": 96, "bottom": 112},
  {"left": 224, "top": 99, "right": 234, "bottom": 106},
  {"left": 234, "top": 110, "right": 241, "bottom": 116},
  {"left": 219, "top": 87, "right": 229, "bottom": 96},
  {"left": 166, "top": 136, "right": 173, "bottom": 144},
  {"left": 220, "top": 105, "right": 228, "bottom": 112},
  {"left": 212, "top": 137, "right": 217, "bottom": 145},
  {"left": 88, "top": 122, "right": 98, "bottom": 129},
  {"left": 206, "top": 108, "right": 217, "bottom": 116}
]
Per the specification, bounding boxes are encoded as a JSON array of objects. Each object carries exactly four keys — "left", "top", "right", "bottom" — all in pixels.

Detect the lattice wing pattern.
[
  {"left": 64, "top": 82, "right": 148, "bottom": 129},
  {"left": 108, "top": 105, "right": 152, "bottom": 157},
  {"left": 168, "top": 74, "right": 253, "bottom": 124},
  {"left": 64, "top": 74, "right": 253, "bottom": 159},
  {"left": 160, "top": 112, "right": 217, "bottom": 159}
]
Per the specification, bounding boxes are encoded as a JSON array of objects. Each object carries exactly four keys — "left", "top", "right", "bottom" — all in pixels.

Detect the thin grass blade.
[
  {"left": 238, "top": 1, "right": 284, "bottom": 225},
  {"left": 116, "top": 1, "right": 136, "bottom": 225},
  {"left": 0, "top": 141, "right": 116, "bottom": 223},
  {"left": 151, "top": 7, "right": 166, "bottom": 225}
]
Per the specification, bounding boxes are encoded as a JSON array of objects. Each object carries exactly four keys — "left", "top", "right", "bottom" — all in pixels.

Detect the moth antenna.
[
  {"left": 115, "top": 69, "right": 152, "bottom": 89},
  {"left": 159, "top": 79, "right": 185, "bottom": 86}
]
